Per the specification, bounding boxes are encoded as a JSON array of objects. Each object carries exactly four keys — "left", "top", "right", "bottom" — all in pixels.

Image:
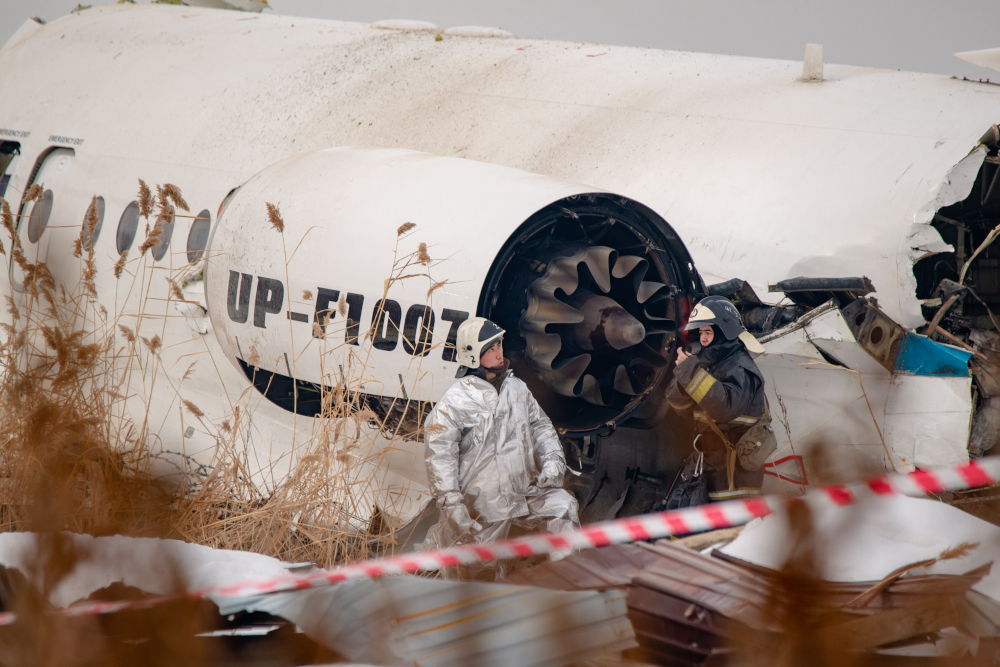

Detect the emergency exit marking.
[{"left": 47, "top": 134, "right": 84, "bottom": 145}]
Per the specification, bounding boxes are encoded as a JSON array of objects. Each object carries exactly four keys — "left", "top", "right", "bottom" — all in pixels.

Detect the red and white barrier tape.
[{"left": 7, "top": 458, "right": 1000, "bottom": 624}]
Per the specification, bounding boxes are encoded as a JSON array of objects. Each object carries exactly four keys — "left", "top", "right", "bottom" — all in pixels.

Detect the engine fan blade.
[
  {"left": 637, "top": 281, "right": 669, "bottom": 304},
  {"left": 642, "top": 327, "right": 673, "bottom": 336},
  {"left": 612, "top": 255, "right": 647, "bottom": 280},
  {"left": 521, "top": 290, "right": 583, "bottom": 331},
  {"left": 524, "top": 332, "right": 563, "bottom": 368},
  {"left": 643, "top": 308, "right": 676, "bottom": 325},
  {"left": 580, "top": 374, "right": 605, "bottom": 406},
  {"left": 542, "top": 354, "right": 592, "bottom": 397},
  {"left": 614, "top": 364, "right": 637, "bottom": 395},
  {"left": 579, "top": 246, "right": 615, "bottom": 293}
]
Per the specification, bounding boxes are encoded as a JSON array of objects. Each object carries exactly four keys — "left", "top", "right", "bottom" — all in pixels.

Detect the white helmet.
[{"left": 455, "top": 317, "right": 505, "bottom": 373}]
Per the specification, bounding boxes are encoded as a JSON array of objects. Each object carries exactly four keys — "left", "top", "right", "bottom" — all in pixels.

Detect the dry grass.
[
  {"left": 0, "top": 182, "right": 457, "bottom": 662},
  {"left": 0, "top": 182, "right": 450, "bottom": 571}
]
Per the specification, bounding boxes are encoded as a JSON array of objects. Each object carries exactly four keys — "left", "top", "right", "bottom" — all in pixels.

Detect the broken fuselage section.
[
  {"left": 913, "top": 127, "right": 1000, "bottom": 459},
  {"left": 712, "top": 278, "right": 974, "bottom": 492}
]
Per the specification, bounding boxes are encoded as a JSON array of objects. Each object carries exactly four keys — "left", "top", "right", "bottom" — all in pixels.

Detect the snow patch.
[
  {"left": 371, "top": 19, "right": 438, "bottom": 32},
  {"left": 443, "top": 26, "right": 514, "bottom": 38}
]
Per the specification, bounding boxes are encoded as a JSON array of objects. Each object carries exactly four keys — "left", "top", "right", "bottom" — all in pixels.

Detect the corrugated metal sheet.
[{"left": 241, "top": 575, "right": 637, "bottom": 667}]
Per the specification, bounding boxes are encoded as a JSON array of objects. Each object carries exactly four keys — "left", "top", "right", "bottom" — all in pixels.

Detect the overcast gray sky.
[{"left": 3, "top": 0, "right": 998, "bottom": 80}]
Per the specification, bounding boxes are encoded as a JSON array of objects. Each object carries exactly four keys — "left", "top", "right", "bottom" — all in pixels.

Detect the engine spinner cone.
[{"left": 567, "top": 290, "right": 646, "bottom": 351}]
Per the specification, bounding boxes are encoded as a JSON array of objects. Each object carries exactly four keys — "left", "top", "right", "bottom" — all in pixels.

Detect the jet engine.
[{"left": 206, "top": 147, "right": 702, "bottom": 519}]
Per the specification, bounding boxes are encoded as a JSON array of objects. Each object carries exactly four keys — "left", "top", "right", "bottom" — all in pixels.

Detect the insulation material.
[
  {"left": 894, "top": 333, "right": 973, "bottom": 376},
  {"left": 0, "top": 532, "right": 299, "bottom": 608},
  {"left": 0, "top": 532, "right": 635, "bottom": 667},
  {"left": 719, "top": 494, "right": 1000, "bottom": 603}
]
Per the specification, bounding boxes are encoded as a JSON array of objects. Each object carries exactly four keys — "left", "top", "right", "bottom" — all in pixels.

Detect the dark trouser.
[{"left": 702, "top": 447, "right": 764, "bottom": 501}]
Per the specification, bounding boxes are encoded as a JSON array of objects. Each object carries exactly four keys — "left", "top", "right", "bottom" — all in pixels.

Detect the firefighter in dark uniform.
[{"left": 666, "top": 296, "right": 773, "bottom": 502}]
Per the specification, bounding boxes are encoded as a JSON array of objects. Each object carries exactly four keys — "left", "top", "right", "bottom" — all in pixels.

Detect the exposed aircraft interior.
[{"left": 916, "top": 127, "right": 1000, "bottom": 329}]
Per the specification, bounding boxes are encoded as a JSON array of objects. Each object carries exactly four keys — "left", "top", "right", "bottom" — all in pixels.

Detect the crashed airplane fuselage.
[{"left": 0, "top": 4, "right": 997, "bottom": 525}]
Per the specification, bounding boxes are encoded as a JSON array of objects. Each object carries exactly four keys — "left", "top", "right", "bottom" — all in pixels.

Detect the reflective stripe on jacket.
[{"left": 666, "top": 339, "right": 767, "bottom": 443}]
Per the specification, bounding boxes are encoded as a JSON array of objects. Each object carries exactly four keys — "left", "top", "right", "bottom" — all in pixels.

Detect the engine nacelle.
[{"left": 206, "top": 147, "right": 700, "bottom": 434}]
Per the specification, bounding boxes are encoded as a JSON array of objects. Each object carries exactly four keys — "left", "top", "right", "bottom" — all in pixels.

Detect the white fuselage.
[{"left": 0, "top": 4, "right": 994, "bottom": 519}]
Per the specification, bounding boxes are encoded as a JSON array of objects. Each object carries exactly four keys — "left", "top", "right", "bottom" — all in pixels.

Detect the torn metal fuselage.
[
  {"left": 728, "top": 284, "right": 974, "bottom": 491},
  {"left": 912, "top": 128, "right": 1000, "bottom": 459},
  {"left": 703, "top": 131, "right": 1000, "bottom": 491}
]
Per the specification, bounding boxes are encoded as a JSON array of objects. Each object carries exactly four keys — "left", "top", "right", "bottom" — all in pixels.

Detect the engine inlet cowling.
[{"left": 481, "top": 194, "right": 700, "bottom": 434}]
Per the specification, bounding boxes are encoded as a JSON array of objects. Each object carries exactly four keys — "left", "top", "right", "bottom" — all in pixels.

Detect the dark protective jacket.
[
  {"left": 666, "top": 339, "right": 767, "bottom": 449},
  {"left": 666, "top": 339, "right": 769, "bottom": 500}
]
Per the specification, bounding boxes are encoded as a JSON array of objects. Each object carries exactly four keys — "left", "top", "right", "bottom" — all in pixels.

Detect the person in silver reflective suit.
[{"left": 416, "top": 317, "right": 580, "bottom": 555}]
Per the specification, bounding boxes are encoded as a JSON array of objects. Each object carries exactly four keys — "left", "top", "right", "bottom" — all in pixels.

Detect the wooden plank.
[{"left": 820, "top": 596, "right": 959, "bottom": 651}]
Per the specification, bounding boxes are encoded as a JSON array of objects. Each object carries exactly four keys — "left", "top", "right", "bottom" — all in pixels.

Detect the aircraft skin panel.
[
  {"left": 207, "top": 147, "right": 595, "bottom": 396},
  {"left": 0, "top": 4, "right": 996, "bottom": 329}
]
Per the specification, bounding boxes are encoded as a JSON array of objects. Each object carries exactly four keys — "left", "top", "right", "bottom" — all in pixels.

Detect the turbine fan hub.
[
  {"left": 567, "top": 290, "right": 646, "bottom": 351},
  {"left": 520, "top": 245, "right": 676, "bottom": 406}
]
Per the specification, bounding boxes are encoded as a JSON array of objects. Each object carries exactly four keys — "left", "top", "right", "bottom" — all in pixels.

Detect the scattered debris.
[
  {"left": 243, "top": 576, "right": 636, "bottom": 667},
  {"left": 510, "top": 502, "right": 1000, "bottom": 665}
]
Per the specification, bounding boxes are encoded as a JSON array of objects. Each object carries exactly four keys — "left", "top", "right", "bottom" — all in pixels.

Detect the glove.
[
  {"left": 439, "top": 493, "right": 482, "bottom": 535},
  {"left": 537, "top": 460, "right": 564, "bottom": 489}
]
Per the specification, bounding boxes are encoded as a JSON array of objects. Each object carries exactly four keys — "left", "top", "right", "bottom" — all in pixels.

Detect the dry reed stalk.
[
  {"left": 167, "top": 279, "right": 184, "bottom": 302},
  {"left": 161, "top": 184, "right": 189, "bottom": 212},
  {"left": 23, "top": 183, "right": 42, "bottom": 203},
  {"left": 266, "top": 203, "right": 284, "bottom": 233},
  {"left": 113, "top": 250, "right": 128, "bottom": 279},
  {"left": 137, "top": 220, "right": 166, "bottom": 257},
  {"left": 0, "top": 189, "right": 444, "bottom": 644},
  {"left": 137, "top": 179, "right": 153, "bottom": 217}
]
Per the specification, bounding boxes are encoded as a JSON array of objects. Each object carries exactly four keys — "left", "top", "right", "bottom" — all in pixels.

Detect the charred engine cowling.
[{"left": 480, "top": 194, "right": 701, "bottom": 520}]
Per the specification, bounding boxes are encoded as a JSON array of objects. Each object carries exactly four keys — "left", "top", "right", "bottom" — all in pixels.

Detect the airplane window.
[
  {"left": 0, "top": 141, "right": 19, "bottom": 200},
  {"left": 81, "top": 196, "right": 104, "bottom": 251},
  {"left": 116, "top": 201, "right": 140, "bottom": 255},
  {"left": 186, "top": 209, "right": 211, "bottom": 264},
  {"left": 26, "top": 189, "right": 53, "bottom": 244},
  {"left": 151, "top": 213, "right": 175, "bottom": 262}
]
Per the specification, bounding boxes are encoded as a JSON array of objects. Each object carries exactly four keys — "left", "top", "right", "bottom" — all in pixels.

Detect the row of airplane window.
[{"left": 22, "top": 189, "right": 212, "bottom": 266}]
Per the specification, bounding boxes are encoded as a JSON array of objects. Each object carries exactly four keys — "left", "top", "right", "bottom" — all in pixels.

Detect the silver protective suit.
[{"left": 417, "top": 371, "right": 581, "bottom": 551}]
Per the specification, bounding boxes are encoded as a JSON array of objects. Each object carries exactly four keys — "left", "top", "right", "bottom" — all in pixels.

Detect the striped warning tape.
[{"left": 7, "top": 458, "right": 1000, "bottom": 624}]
